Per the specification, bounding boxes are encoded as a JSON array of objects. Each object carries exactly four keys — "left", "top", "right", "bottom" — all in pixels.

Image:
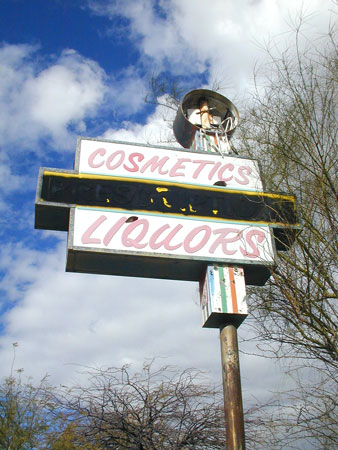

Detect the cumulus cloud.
[
  {"left": 0, "top": 43, "right": 151, "bottom": 153},
  {"left": 0, "top": 44, "right": 107, "bottom": 151},
  {"left": 0, "top": 157, "right": 23, "bottom": 193},
  {"left": 88, "top": 0, "right": 336, "bottom": 94},
  {"left": 0, "top": 240, "right": 203, "bottom": 383},
  {"left": 24, "top": 50, "right": 106, "bottom": 141},
  {"left": 109, "top": 65, "right": 148, "bottom": 115},
  {"left": 0, "top": 240, "right": 280, "bottom": 401},
  {"left": 101, "top": 96, "right": 176, "bottom": 144}
]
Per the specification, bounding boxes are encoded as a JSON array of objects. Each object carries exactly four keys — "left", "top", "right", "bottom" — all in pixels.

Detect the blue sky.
[{"left": 0, "top": 0, "right": 335, "bottom": 404}]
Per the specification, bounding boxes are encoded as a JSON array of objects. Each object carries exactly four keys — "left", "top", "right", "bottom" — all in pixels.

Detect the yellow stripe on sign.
[{"left": 42, "top": 170, "right": 296, "bottom": 202}]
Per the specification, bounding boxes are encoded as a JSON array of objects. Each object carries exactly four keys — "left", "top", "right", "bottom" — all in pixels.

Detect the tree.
[
  {"left": 0, "top": 342, "right": 99, "bottom": 450},
  {"left": 0, "top": 372, "right": 67, "bottom": 449},
  {"left": 238, "top": 20, "right": 338, "bottom": 447},
  {"left": 0, "top": 360, "right": 271, "bottom": 449},
  {"left": 58, "top": 361, "right": 227, "bottom": 449},
  {"left": 0, "top": 373, "right": 104, "bottom": 449}
]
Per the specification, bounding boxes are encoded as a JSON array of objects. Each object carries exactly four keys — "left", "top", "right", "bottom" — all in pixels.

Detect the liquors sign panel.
[
  {"left": 70, "top": 207, "right": 274, "bottom": 261},
  {"left": 67, "top": 207, "right": 275, "bottom": 284}
]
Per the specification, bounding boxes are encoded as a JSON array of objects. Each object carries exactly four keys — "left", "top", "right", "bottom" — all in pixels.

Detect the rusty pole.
[{"left": 220, "top": 323, "right": 245, "bottom": 450}]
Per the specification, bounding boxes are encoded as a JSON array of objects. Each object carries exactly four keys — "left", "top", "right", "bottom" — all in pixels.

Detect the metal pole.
[{"left": 220, "top": 323, "right": 245, "bottom": 450}]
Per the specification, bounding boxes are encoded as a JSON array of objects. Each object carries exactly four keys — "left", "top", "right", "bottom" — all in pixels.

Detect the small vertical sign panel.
[{"left": 200, "top": 265, "right": 248, "bottom": 328}]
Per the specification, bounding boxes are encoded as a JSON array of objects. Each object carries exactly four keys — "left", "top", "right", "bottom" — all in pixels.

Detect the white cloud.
[
  {"left": 0, "top": 44, "right": 151, "bottom": 156},
  {"left": 0, "top": 240, "right": 281, "bottom": 403},
  {"left": 101, "top": 96, "right": 176, "bottom": 144},
  {"left": 0, "top": 161, "right": 22, "bottom": 193},
  {"left": 88, "top": 0, "right": 336, "bottom": 95},
  {"left": 0, "top": 240, "right": 204, "bottom": 382},
  {"left": 0, "top": 44, "right": 107, "bottom": 151},
  {"left": 109, "top": 66, "right": 147, "bottom": 115},
  {"left": 24, "top": 50, "right": 106, "bottom": 142}
]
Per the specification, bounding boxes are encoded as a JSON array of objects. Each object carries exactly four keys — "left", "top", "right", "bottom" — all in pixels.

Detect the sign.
[
  {"left": 71, "top": 207, "right": 274, "bottom": 261},
  {"left": 66, "top": 208, "right": 275, "bottom": 285},
  {"left": 35, "top": 138, "right": 299, "bottom": 285},
  {"left": 77, "top": 138, "right": 263, "bottom": 191}
]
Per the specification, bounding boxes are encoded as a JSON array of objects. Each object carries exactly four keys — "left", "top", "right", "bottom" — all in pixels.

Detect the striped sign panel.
[{"left": 200, "top": 265, "right": 248, "bottom": 328}]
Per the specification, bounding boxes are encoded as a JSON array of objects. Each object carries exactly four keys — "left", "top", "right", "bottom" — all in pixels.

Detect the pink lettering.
[
  {"left": 81, "top": 215, "right": 107, "bottom": 244},
  {"left": 106, "top": 150, "right": 125, "bottom": 170},
  {"left": 192, "top": 160, "right": 215, "bottom": 179},
  {"left": 208, "top": 161, "right": 222, "bottom": 180},
  {"left": 240, "top": 229, "right": 266, "bottom": 258},
  {"left": 217, "top": 164, "right": 234, "bottom": 182},
  {"left": 88, "top": 148, "right": 106, "bottom": 168},
  {"left": 103, "top": 216, "right": 128, "bottom": 246},
  {"left": 209, "top": 228, "right": 242, "bottom": 255},
  {"left": 121, "top": 219, "right": 148, "bottom": 249},
  {"left": 140, "top": 156, "right": 169, "bottom": 175},
  {"left": 149, "top": 224, "right": 183, "bottom": 250},
  {"left": 169, "top": 158, "right": 192, "bottom": 177},
  {"left": 184, "top": 225, "right": 211, "bottom": 253},
  {"left": 234, "top": 166, "right": 252, "bottom": 185},
  {"left": 123, "top": 152, "right": 144, "bottom": 172}
]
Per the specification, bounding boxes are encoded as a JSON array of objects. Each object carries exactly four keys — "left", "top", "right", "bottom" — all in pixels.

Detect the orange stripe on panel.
[{"left": 228, "top": 267, "right": 238, "bottom": 313}]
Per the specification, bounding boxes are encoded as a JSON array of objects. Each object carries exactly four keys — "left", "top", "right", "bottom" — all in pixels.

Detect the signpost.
[{"left": 35, "top": 89, "right": 298, "bottom": 449}]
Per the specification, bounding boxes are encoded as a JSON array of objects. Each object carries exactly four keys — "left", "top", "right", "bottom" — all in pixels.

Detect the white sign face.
[
  {"left": 78, "top": 138, "right": 263, "bottom": 192},
  {"left": 71, "top": 207, "right": 275, "bottom": 265}
]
